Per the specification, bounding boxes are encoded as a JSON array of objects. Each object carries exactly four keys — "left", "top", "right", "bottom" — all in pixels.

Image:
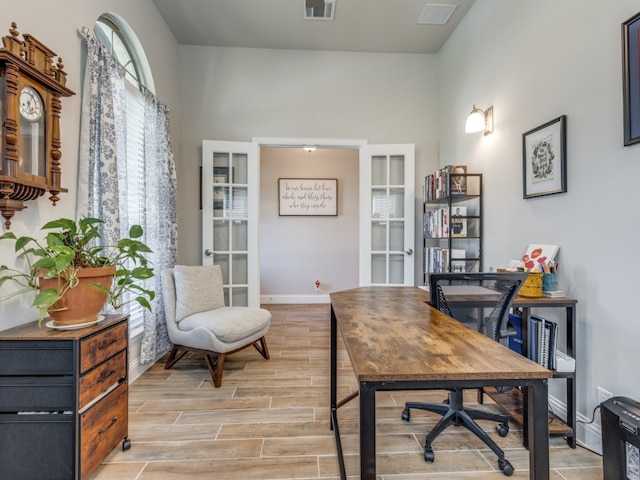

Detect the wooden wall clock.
[{"left": 0, "top": 22, "right": 75, "bottom": 229}]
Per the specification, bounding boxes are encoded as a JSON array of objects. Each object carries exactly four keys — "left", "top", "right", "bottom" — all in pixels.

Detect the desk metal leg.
[
  {"left": 330, "top": 305, "right": 348, "bottom": 480},
  {"left": 566, "top": 305, "right": 577, "bottom": 448},
  {"left": 528, "top": 379, "right": 550, "bottom": 480},
  {"left": 330, "top": 305, "right": 337, "bottom": 429},
  {"left": 360, "top": 382, "right": 376, "bottom": 480}
]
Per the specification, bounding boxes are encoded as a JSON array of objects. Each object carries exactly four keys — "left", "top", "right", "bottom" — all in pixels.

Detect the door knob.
[
  {"left": 204, "top": 249, "right": 213, "bottom": 256},
  {"left": 403, "top": 248, "right": 413, "bottom": 255}
]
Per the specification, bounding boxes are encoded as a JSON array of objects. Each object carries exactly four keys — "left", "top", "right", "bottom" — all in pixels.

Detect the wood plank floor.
[{"left": 90, "top": 304, "right": 603, "bottom": 479}]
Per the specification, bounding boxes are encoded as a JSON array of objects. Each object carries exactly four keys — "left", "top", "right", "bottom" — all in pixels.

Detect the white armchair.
[{"left": 161, "top": 265, "right": 270, "bottom": 387}]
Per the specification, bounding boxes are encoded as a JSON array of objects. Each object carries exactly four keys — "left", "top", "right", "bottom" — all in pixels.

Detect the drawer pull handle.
[
  {"left": 98, "top": 338, "right": 118, "bottom": 350},
  {"left": 99, "top": 417, "right": 117, "bottom": 434},
  {"left": 97, "top": 369, "right": 116, "bottom": 383}
]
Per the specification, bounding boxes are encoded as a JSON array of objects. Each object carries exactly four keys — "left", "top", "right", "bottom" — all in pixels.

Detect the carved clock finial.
[{"left": 9, "top": 22, "right": 19, "bottom": 37}]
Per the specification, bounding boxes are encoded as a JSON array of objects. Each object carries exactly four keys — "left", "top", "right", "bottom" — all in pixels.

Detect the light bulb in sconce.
[{"left": 465, "top": 105, "right": 494, "bottom": 135}]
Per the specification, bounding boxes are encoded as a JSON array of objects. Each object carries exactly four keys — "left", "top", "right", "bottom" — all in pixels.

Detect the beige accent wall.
[{"left": 259, "top": 147, "right": 359, "bottom": 298}]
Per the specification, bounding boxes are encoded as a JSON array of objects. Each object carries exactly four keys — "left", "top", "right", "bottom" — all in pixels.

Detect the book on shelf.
[
  {"left": 450, "top": 206, "right": 467, "bottom": 237},
  {"left": 543, "top": 290, "right": 565, "bottom": 298},
  {"left": 424, "top": 165, "right": 468, "bottom": 201},
  {"left": 450, "top": 165, "right": 467, "bottom": 194},
  {"left": 424, "top": 208, "right": 449, "bottom": 238}
]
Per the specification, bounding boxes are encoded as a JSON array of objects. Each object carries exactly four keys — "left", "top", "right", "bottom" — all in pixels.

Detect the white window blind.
[{"left": 124, "top": 80, "right": 146, "bottom": 338}]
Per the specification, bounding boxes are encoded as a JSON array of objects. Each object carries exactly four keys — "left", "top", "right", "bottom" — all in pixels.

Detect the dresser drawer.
[
  {"left": 80, "top": 322, "right": 127, "bottom": 373},
  {"left": 79, "top": 350, "right": 127, "bottom": 410},
  {"left": 0, "top": 413, "right": 74, "bottom": 479},
  {"left": 80, "top": 381, "right": 128, "bottom": 478},
  {"left": 0, "top": 376, "right": 74, "bottom": 412},
  {"left": 0, "top": 340, "right": 73, "bottom": 375}
]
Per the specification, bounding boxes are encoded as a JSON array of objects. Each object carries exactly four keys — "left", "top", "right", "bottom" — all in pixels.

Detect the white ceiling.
[{"left": 152, "top": 0, "right": 475, "bottom": 54}]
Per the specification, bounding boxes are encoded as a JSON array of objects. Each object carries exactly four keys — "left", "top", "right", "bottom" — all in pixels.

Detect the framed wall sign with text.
[{"left": 278, "top": 178, "right": 338, "bottom": 216}]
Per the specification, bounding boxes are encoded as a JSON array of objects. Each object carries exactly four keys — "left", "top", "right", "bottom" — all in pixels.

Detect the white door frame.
[
  {"left": 252, "top": 137, "right": 415, "bottom": 295},
  {"left": 253, "top": 137, "right": 368, "bottom": 150}
]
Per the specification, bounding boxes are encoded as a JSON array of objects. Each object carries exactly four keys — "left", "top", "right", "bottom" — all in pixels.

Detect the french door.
[
  {"left": 201, "top": 140, "right": 260, "bottom": 306},
  {"left": 359, "top": 144, "right": 415, "bottom": 286}
]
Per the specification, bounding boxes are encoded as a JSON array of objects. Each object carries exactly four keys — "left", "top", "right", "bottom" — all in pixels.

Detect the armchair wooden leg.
[
  {"left": 253, "top": 336, "right": 270, "bottom": 360},
  {"left": 204, "top": 353, "right": 225, "bottom": 388},
  {"left": 164, "top": 345, "right": 189, "bottom": 370}
]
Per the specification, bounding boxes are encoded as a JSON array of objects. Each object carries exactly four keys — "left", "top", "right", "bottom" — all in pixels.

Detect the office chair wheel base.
[
  {"left": 423, "top": 448, "right": 435, "bottom": 462},
  {"left": 401, "top": 408, "right": 410, "bottom": 422},
  {"left": 496, "top": 423, "right": 509, "bottom": 437},
  {"left": 499, "top": 459, "right": 514, "bottom": 476}
]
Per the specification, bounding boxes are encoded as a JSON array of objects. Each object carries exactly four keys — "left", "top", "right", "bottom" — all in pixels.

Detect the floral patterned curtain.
[
  {"left": 78, "top": 31, "right": 177, "bottom": 364},
  {"left": 77, "top": 32, "right": 128, "bottom": 246},
  {"left": 139, "top": 91, "right": 177, "bottom": 363}
]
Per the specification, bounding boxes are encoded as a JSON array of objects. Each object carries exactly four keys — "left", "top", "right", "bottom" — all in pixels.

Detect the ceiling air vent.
[
  {"left": 304, "top": 0, "right": 335, "bottom": 20},
  {"left": 418, "top": 4, "right": 457, "bottom": 25}
]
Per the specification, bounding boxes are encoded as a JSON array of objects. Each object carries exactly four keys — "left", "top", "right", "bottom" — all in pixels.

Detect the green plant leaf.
[
  {"left": 131, "top": 267, "right": 154, "bottom": 280},
  {"left": 129, "top": 224, "right": 143, "bottom": 239},
  {"left": 14, "top": 236, "right": 35, "bottom": 251},
  {"left": 32, "top": 288, "right": 60, "bottom": 308},
  {"left": 136, "top": 296, "right": 152, "bottom": 311},
  {"left": 32, "top": 257, "right": 56, "bottom": 270}
]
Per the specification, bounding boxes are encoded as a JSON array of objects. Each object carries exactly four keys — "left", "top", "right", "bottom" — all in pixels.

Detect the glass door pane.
[
  {"left": 359, "top": 144, "right": 415, "bottom": 286},
  {"left": 202, "top": 141, "right": 259, "bottom": 306}
]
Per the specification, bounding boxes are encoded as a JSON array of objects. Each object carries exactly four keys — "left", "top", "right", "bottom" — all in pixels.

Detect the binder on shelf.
[
  {"left": 507, "top": 313, "right": 523, "bottom": 355},
  {"left": 529, "top": 314, "right": 558, "bottom": 370}
]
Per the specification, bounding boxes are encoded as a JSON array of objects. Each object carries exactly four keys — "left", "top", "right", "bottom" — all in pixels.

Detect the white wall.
[
  {"left": 438, "top": 0, "right": 640, "bottom": 451},
  {"left": 0, "top": 0, "right": 180, "bottom": 377},
  {"left": 176, "top": 46, "right": 439, "bottom": 286},
  {"left": 259, "top": 147, "right": 359, "bottom": 301}
]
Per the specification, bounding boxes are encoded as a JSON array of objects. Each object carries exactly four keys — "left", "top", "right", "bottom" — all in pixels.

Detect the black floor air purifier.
[{"left": 601, "top": 396, "right": 640, "bottom": 480}]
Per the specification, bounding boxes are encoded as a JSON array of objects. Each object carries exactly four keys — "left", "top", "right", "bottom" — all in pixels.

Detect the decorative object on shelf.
[
  {"left": 278, "top": 178, "right": 337, "bottom": 216},
  {"left": 522, "top": 115, "right": 567, "bottom": 198},
  {"left": 464, "top": 104, "right": 493, "bottom": 135},
  {"left": 0, "top": 217, "right": 154, "bottom": 326},
  {"left": 0, "top": 22, "right": 75, "bottom": 228},
  {"left": 622, "top": 11, "right": 640, "bottom": 146}
]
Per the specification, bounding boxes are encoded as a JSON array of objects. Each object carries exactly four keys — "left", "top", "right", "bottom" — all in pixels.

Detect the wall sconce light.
[
  {"left": 465, "top": 105, "right": 494, "bottom": 135},
  {"left": 303, "top": 146, "right": 316, "bottom": 153}
]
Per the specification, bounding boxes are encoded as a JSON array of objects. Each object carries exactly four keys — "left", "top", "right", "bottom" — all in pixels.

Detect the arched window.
[{"left": 94, "top": 13, "right": 154, "bottom": 93}]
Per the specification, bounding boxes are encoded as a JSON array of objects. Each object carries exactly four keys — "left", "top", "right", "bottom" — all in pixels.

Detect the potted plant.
[{"left": 0, "top": 217, "right": 154, "bottom": 327}]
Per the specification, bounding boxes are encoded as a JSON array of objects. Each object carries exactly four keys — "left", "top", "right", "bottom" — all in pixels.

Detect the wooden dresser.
[{"left": 0, "top": 315, "right": 130, "bottom": 479}]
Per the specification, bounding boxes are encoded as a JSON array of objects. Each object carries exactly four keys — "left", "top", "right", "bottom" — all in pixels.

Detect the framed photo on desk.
[{"left": 522, "top": 115, "right": 567, "bottom": 198}]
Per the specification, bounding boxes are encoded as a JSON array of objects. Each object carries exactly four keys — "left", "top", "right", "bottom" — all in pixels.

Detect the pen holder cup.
[
  {"left": 542, "top": 273, "right": 557, "bottom": 292},
  {"left": 520, "top": 272, "right": 543, "bottom": 297}
]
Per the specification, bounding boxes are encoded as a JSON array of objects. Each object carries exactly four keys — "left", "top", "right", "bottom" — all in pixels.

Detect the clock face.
[{"left": 20, "top": 86, "right": 43, "bottom": 121}]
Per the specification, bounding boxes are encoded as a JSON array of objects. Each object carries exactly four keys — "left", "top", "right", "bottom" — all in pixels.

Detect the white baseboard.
[
  {"left": 548, "top": 394, "right": 602, "bottom": 455},
  {"left": 260, "top": 294, "right": 330, "bottom": 304}
]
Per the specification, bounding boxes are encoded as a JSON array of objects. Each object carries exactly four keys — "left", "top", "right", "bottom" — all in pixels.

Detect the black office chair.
[{"left": 402, "top": 272, "right": 527, "bottom": 477}]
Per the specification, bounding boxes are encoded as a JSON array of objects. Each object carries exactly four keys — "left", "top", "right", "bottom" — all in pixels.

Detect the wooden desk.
[{"left": 329, "top": 286, "right": 552, "bottom": 480}]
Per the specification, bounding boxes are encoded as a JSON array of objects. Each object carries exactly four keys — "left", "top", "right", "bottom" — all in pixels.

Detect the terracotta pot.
[{"left": 38, "top": 266, "right": 116, "bottom": 326}]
